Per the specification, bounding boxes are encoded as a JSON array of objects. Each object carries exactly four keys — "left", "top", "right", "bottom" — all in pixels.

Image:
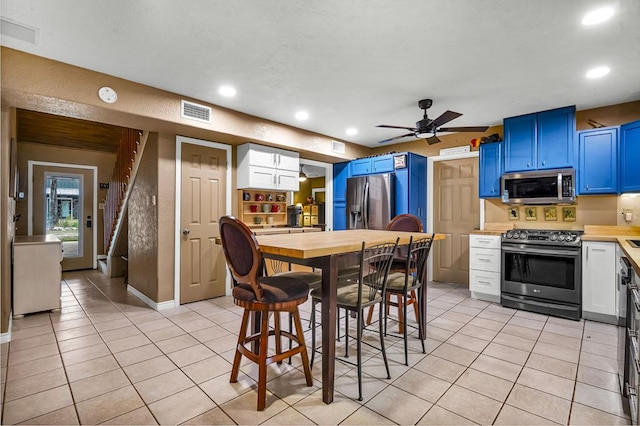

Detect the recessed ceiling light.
[
  {"left": 345, "top": 128, "right": 358, "bottom": 136},
  {"left": 582, "top": 7, "right": 614, "bottom": 25},
  {"left": 218, "top": 85, "right": 236, "bottom": 97},
  {"left": 295, "top": 111, "right": 309, "bottom": 121},
  {"left": 586, "top": 66, "right": 610, "bottom": 79}
]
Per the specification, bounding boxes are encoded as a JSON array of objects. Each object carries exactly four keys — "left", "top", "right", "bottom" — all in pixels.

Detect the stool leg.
[
  {"left": 310, "top": 299, "right": 316, "bottom": 369},
  {"left": 231, "top": 309, "right": 250, "bottom": 383},
  {"left": 257, "top": 309, "right": 269, "bottom": 411},
  {"left": 274, "top": 312, "right": 282, "bottom": 365},
  {"left": 292, "top": 309, "right": 313, "bottom": 386}
]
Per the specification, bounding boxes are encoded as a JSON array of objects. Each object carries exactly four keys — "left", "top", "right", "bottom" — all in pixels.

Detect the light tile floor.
[{"left": 0, "top": 270, "right": 631, "bottom": 425}]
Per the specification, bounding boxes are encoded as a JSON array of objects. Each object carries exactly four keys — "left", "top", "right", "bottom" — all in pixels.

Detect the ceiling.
[
  {"left": 2, "top": 1, "right": 639, "bottom": 148},
  {"left": 17, "top": 109, "right": 127, "bottom": 153}
]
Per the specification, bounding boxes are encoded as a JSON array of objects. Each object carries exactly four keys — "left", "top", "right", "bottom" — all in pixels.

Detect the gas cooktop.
[{"left": 502, "top": 229, "right": 583, "bottom": 247}]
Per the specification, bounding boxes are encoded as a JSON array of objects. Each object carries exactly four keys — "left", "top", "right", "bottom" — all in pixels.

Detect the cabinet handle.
[
  {"left": 586, "top": 184, "right": 589, "bottom": 190},
  {"left": 542, "top": 160, "right": 546, "bottom": 166},
  {"left": 527, "top": 162, "right": 531, "bottom": 168},
  {"left": 277, "top": 154, "right": 281, "bottom": 165},
  {"left": 273, "top": 153, "right": 277, "bottom": 166}
]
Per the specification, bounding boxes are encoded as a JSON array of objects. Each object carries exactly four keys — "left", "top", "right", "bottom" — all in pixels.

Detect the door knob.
[{"left": 182, "top": 228, "right": 190, "bottom": 236}]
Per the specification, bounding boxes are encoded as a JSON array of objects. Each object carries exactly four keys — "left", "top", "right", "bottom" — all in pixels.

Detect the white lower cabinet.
[
  {"left": 469, "top": 234, "right": 501, "bottom": 302},
  {"left": 13, "top": 235, "right": 63, "bottom": 318},
  {"left": 582, "top": 241, "right": 617, "bottom": 323}
]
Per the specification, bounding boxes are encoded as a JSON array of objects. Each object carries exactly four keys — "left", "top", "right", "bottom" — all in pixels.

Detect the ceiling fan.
[{"left": 377, "top": 98, "right": 489, "bottom": 145}]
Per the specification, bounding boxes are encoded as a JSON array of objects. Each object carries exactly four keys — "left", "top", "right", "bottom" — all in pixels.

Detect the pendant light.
[{"left": 299, "top": 166, "right": 307, "bottom": 182}]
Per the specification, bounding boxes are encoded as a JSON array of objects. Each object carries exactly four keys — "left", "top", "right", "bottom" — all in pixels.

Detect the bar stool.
[{"left": 218, "top": 216, "right": 313, "bottom": 411}]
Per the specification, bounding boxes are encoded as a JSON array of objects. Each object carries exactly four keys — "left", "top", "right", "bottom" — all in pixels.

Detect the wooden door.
[
  {"left": 33, "top": 165, "right": 93, "bottom": 271},
  {"left": 433, "top": 157, "right": 480, "bottom": 285},
  {"left": 180, "top": 143, "right": 227, "bottom": 303}
]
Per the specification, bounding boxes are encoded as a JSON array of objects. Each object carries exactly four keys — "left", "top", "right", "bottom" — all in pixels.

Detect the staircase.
[{"left": 100, "top": 128, "right": 147, "bottom": 276}]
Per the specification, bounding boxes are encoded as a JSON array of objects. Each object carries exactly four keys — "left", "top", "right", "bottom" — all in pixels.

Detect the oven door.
[{"left": 501, "top": 243, "right": 581, "bottom": 304}]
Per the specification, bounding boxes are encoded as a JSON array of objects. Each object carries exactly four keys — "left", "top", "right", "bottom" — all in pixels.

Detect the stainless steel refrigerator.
[{"left": 346, "top": 173, "right": 394, "bottom": 230}]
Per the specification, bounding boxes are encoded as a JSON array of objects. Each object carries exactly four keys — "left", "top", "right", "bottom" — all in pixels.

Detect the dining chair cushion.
[
  {"left": 310, "top": 283, "right": 381, "bottom": 308},
  {"left": 275, "top": 271, "right": 322, "bottom": 290},
  {"left": 232, "top": 276, "right": 310, "bottom": 304},
  {"left": 385, "top": 272, "right": 410, "bottom": 291}
]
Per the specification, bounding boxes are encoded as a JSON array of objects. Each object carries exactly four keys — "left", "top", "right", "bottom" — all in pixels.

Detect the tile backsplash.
[{"left": 484, "top": 195, "right": 639, "bottom": 229}]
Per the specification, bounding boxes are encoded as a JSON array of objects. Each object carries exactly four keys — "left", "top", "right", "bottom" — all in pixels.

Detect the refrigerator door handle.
[{"left": 363, "top": 181, "right": 370, "bottom": 229}]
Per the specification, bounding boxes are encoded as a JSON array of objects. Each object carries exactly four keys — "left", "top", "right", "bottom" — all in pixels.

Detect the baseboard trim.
[
  {"left": 1, "top": 314, "right": 13, "bottom": 343},
  {"left": 127, "top": 285, "right": 175, "bottom": 311}
]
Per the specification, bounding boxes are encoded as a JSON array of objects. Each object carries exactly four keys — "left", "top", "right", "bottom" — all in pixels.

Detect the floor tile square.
[
  {"left": 506, "top": 384, "right": 571, "bottom": 424},
  {"left": 2, "top": 385, "right": 73, "bottom": 425},
  {"left": 76, "top": 384, "right": 144, "bottom": 424},
  {"left": 516, "top": 366, "right": 575, "bottom": 400},
  {"left": 455, "top": 368, "right": 513, "bottom": 401},
  {"left": 365, "top": 385, "right": 432, "bottom": 425},
  {"left": 134, "top": 369, "right": 194, "bottom": 404},
  {"left": 573, "top": 382, "right": 628, "bottom": 418},
  {"left": 438, "top": 384, "right": 502, "bottom": 424},
  {"left": 148, "top": 386, "right": 217, "bottom": 425}
]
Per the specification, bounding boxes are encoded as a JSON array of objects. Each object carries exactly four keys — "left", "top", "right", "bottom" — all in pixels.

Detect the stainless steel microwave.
[{"left": 501, "top": 168, "right": 576, "bottom": 205}]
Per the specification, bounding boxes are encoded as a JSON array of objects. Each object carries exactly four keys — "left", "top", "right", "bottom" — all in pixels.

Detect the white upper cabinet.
[{"left": 237, "top": 143, "right": 300, "bottom": 191}]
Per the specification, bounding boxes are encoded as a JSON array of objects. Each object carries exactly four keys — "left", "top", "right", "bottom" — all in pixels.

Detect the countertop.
[
  {"left": 14, "top": 235, "right": 62, "bottom": 245},
  {"left": 583, "top": 225, "right": 640, "bottom": 276},
  {"left": 248, "top": 226, "right": 321, "bottom": 235},
  {"left": 471, "top": 223, "right": 514, "bottom": 236}
]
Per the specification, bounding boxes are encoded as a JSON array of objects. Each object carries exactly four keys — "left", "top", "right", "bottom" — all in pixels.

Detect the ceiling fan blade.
[
  {"left": 429, "top": 110, "right": 463, "bottom": 129},
  {"left": 425, "top": 135, "right": 441, "bottom": 145},
  {"left": 437, "top": 126, "right": 489, "bottom": 133},
  {"left": 376, "top": 124, "right": 418, "bottom": 131},
  {"left": 377, "top": 133, "right": 416, "bottom": 144}
]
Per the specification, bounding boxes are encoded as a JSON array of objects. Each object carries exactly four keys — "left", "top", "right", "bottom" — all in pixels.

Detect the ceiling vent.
[
  {"left": 181, "top": 100, "right": 212, "bottom": 123},
  {"left": 1, "top": 18, "right": 38, "bottom": 44},
  {"left": 331, "top": 140, "right": 346, "bottom": 154}
]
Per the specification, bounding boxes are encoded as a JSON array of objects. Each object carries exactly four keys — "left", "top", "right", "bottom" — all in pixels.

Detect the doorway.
[
  {"left": 428, "top": 153, "right": 481, "bottom": 285},
  {"left": 175, "top": 136, "right": 232, "bottom": 304},
  {"left": 29, "top": 162, "right": 97, "bottom": 271}
]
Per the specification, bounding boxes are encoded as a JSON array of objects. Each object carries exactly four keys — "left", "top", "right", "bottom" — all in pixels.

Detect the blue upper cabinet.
[
  {"left": 504, "top": 106, "right": 576, "bottom": 172},
  {"left": 537, "top": 107, "right": 576, "bottom": 169},
  {"left": 371, "top": 154, "right": 394, "bottom": 174},
  {"left": 351, "top": 154, "right": 394, "bottom": 176},
  {"left": 578, "top": 127, "right": 618, "bottom": 194},
  {"left": 620, "top": 120, "right": 640, "bottom": 193},
  {"left": 504, "top": 114, "right": 536, "bottom": 172},
  {"left": 350, "top": 158, "right": 371, "bottom": 176},
  {"left": 479, "top": 142, "right": 503, "bottom": 198}
]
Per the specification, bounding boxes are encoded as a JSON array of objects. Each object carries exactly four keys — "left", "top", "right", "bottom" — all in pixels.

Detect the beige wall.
[
  {"left": 1, "top": 107, "right": 16, "bottom": 334},
  {"left": 128, "top": 133, "right": 159, "bottom": 301},
  {"left": 157, "top": 133, "right": 176, "bottom": 302}
]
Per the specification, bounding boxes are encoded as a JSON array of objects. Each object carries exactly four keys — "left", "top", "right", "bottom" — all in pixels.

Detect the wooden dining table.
[{"left": 254, "top": 229, "right": 445, "bottom": 404}]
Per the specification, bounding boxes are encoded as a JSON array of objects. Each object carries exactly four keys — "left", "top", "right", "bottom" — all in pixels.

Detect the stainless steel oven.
[
  {"left": 501, "top": 229, "right": 582, "bottom": 320},
  {"left": 625, "top": 259, "right": 639, "bottom": 423}
]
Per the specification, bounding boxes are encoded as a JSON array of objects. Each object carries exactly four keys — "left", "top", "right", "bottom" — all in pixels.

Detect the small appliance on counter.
[{"left": 287, "top": 205, "right": 303, "bottom": 227}]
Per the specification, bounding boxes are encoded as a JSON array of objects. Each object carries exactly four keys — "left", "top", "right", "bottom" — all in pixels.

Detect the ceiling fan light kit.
[{"left": 377, "top": 98, "right": 488, "bottom": 145}]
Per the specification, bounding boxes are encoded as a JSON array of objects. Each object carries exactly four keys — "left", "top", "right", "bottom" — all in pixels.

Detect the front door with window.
[{"left": 33, "top": 165, "right": 94, "bottom": 271}]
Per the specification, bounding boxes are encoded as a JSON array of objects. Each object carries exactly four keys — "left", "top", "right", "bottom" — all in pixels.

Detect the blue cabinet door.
[
  {"left": 504, "top": 114, "right": 536, "bottom": 172},
  {"left": 333, "top": 202, "right": 347, "bottom": 230},
  {"left": 620, "top": 120, "right": 640, "bottom": 193},
  {"left": 350, "top": 158, "right": 371, "bottom": 176},
  {"left": 578, "top": 127, "right": 618, "bottom": 194},
  {"left": 333, "top": 162, "right": 350, "bottom": 202},
  {"left": 408, "top": 153, "right": 427, "bottom": 229},
  {"left": 479, "top": 142, "right": 503, "bottom": 198},
  {"left": 394, "top": 153, "right": 427, "bottom": 230},
  {"left": 537, "top": 106, "right": 576, "bottom": 169},
  {"left": 371, "top": 154, "right": 394, "bottom": 173}
]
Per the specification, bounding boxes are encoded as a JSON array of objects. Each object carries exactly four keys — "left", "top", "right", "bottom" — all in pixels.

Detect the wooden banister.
[{"left": 103, "top": 128, "right": 143, "bottom": 254}]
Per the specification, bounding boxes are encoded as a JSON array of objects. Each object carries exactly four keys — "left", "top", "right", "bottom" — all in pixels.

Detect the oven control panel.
[{"left": 502, "top": 229, "right": 582, "bottom": 246}]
